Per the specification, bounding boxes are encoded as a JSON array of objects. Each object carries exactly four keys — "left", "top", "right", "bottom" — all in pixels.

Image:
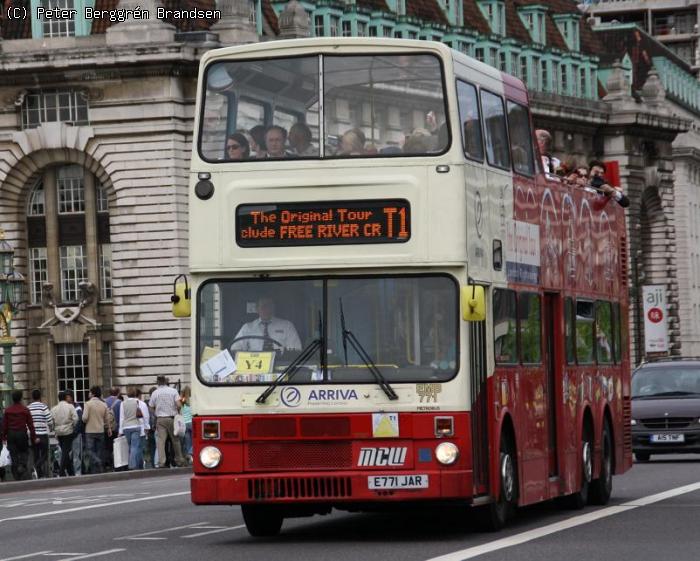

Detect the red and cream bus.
[{"left": 177, "top": 38, "right": 631, "bottom": 536}]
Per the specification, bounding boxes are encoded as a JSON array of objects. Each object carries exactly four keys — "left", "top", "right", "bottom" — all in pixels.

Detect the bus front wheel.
[
  {"left": 477, "top": 433, "right": 518, "bottom": 531},
  {"left": 241, "top": 504, "right": 284, "bottom": 537}
]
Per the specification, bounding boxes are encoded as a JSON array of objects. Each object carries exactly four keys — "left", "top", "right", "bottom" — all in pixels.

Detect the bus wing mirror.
[
  {"left": 171, "top": 274, "right": 191, "bottom": 318},
  {"left": 461, "top": 285, "right": 485, "bottom": 322}
]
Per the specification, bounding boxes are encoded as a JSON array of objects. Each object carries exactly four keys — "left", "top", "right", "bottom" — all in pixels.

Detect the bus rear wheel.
[
  {"left": 589, "top": 421, "right": 613, "bottom": 505},
  {"left": 241, "top": 504, "right": 284, "bottom": 537},
  {"left": 478, "top": 433, "right": 517, "bottom": 531}
]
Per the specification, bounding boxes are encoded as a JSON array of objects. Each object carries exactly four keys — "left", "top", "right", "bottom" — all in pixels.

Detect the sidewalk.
[{"left": 0, "top": 466, "right": 191, "bottom": 494}]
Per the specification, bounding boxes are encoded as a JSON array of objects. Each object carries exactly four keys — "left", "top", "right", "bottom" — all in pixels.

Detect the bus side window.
[
  {"left": 565, "top": 297, "right": 575, "bottom": 364},
  {"left": 456, "top": 80, "right": 484, "bottom": 162},
  {"left": 595, "top": 300, "right": 613, "bottom": 365},
  {"left": 506, "top": 101, "right": 535, "bottom": 176},
  {"left": 575, "top": 300, "right": 595, "bottom": 364},
  {"left": 612, "top": 302, "right": 623, "bottom": 364},
  {"left": 518, "top": 292, "right": 541, "bottom": 364},
  {"left": 480, "top": 90, "right": 511, "bottom": 171},
  {"left": 494, "top": 288, "right": 518, "bottom": 364}
]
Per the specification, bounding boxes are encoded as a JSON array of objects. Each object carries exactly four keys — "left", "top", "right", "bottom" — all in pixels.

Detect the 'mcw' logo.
[{"left": 358, "top": 447, "right": 407, "bottom": 467}]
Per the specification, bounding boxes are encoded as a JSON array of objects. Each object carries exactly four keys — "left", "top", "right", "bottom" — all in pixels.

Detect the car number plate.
[
  {"left": 368, "top": 474, "right": 429, "bottom": 490},
  {"left": 650, "top": 433, "right": 685, "bottom": 443}
]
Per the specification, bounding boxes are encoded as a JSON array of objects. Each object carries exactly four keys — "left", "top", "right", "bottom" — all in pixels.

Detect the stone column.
[
  {"left": 211, "top": 0, "right": 258, "bottom": 45},
  {"left": 106, "top": 0, "right": 175, "bottom": 45}
]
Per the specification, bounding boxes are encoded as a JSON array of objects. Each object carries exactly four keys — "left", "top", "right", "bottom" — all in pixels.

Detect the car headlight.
[
  {"left": 435, "top": 442, "right": 459, "bottom": 465},
  {"left": 631, "top": 419, "right": 637, "bottom": 426},
  {"left": 199, "top": 446, "right": 222, "bottom": 468}
]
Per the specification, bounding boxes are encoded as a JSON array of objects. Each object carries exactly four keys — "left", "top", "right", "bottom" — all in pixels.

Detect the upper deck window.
[{"left": 199, "top": 53, "right": 448, "bottom": 163}]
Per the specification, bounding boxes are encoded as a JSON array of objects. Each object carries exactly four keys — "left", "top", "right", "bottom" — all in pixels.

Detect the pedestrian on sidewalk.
[
  {"left": 179, "top": 387, "right": 193, "bottom": 464},
  {"left": 150, "top": 376, "right": 185, "bottom": 468},
  {"left": 52, "top": 391, "right": 78, "bottom": 476},
  {"left": 71, "top": 396, "right": 84, "bottom": 475},
  {"left": 1, "top": 390, "right": 38, "bottom": 481},
  {"left": 135, "top": 388, "right": 151, "bottom": 468},
  {"left": 82, "top": 386, "right": 112, "bottom": 474},
  {"left": 118, "top": 387, "right": 143, "bottom": 470},
  {"left": 28, "top": 389, "right": 54, "bottom": 479},
  {"left": 105, "top": 387, "right": 122, "bottom": 471}
]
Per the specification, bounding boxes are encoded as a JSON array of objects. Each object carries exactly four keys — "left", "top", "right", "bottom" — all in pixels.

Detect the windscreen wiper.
[
  {"left": 340, "top": 298, "right": 398, "bottom": 401},
  {"left": 256, "top": 312, "right": 323, "bottom": 404}
]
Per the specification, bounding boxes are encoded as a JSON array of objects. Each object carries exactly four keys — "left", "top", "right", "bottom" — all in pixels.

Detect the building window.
[
  {"left": 59, "top": 245, "right": 87, "bottom": 302},
  {"left": 342, "top": 20, "right": 352, "bottom": 37},
  {"left": 579, "top": 67, "right": 587, "bottom": 98},
  {"left": 560, "top": 64, "right": 568, "bottom": 94},
  {"left": 510, "top": 53, "right": 519, "bottom": 76},
  {"left": 498, "top": 51, "right": 507, "bottom": 71},
  {"left": 101, "top": 342, "right": 113, "bottom": 391},
  {"left": 369, "top": 26, "right": 377, "bottom": 37},
  {"left": 29, "top": 247, "right": 48, "bottom": 305},
  {"left": 56, "top": 342, "right": 90, "bottom": 405},
  {"left": 97, "top": 183, "right": 108, "bottom": 213},
  {"left": 21, "top": 89, "right": 88, "bottom": 130},
  {"left": 541, "top": 60, "right": 549, "bottom": 92},
  {"left": 330, "top": 16, "right": 339, "bottom": 37},
  {"left": 552, "top": 63, "right": 559, "bottom": 94},
  {"left": 41, "top": 0, "right": 76, "bottom": 37},
  {"left": 520, "top": 56, "right": 529, "bottom": 85},
  {"left": 57, "top": 165, "right": 85, "bottom": 214},
  {"left": 357, "top": 22, "right": 367, "bottom": 36},
  {"left": 28, "top": 181, "right": 45, "bottom": 216},
  {"left": 314, "top": 14, "right": 324, "bottom": 36},
  {"left": 99, "top": 244, "right": 112, "bottom": 301},
  {"left": 475, "top": 47, "right": 485, "bottom": 63}
]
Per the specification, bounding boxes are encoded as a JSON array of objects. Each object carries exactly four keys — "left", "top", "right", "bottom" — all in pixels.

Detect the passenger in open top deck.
[
  {"left": 588, "top": 160, "right": 630, "bottom": 208},
  {"left": 403, "top": 130, "right": 433, "bottom": 154},
  {"left": 289, "top": 122, "right": 317, "bottom": 157},
  {"left": 536, "top": 129, "right": 560, "bottom": 175},
  {"left": 226, "top": 133, "right": 251, "bottom": 161},
  {"left": 248, "top": 125, "right": 267, "bottom": 159}
]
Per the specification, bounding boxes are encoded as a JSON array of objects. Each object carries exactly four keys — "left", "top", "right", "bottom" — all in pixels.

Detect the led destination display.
[{"left": 236, "top": 199, "right": 411, "bottom": 247}]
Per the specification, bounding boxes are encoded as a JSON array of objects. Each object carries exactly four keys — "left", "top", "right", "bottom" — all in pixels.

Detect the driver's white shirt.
[{"left": 231, "top": 317, "right": 302, "bottom": 352}]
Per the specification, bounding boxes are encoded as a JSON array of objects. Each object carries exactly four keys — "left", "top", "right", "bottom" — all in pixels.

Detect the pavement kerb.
[{"left": 0, "top": 467, "right": 192, "bottom": 494}]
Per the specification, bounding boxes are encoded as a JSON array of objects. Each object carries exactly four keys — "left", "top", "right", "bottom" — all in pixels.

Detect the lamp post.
[{"left": 0, "top": 228, "right": 26, "bottom": 410}]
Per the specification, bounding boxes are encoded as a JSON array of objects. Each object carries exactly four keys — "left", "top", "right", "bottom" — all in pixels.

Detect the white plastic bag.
[
  {"left": 174, "top": 414, "right": 186, "bottom": 437},
  {"left": 113, "top": 436, "right": 129, "bottom": 468},
  {"left": 0, "top": 446, "right": 11, "bottom": 468}
]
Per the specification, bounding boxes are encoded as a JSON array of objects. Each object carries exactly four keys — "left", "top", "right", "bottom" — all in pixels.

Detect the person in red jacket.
[{"left": 1, "top": 390, "right": 38, "bottom": 481}]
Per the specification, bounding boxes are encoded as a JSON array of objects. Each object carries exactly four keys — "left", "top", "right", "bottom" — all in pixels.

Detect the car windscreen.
[{"left": 632, "top": 366, "right": 700, "bottom": 398}]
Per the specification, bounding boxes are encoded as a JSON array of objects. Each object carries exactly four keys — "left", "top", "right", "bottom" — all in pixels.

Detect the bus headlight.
[
  {"left": 435, "top": 442, "right": 459, "bottom": 465},
  {"left": 200, "top": 446, "right": 222, "bottom": 469}
]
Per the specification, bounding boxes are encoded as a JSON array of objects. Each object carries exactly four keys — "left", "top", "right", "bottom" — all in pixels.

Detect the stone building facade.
[{"left": 0, "top": 0, "right": 696, "bottom": 404}]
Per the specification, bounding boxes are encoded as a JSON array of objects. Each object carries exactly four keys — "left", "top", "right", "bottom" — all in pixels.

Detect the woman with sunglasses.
[{"left": 226, "top": 133, "right": 250, "bottom": 161}]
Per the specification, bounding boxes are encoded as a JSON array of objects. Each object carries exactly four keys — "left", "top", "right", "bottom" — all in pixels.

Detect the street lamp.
[{"left": 0, "top": 228, "right": 26, "bottom": 409}]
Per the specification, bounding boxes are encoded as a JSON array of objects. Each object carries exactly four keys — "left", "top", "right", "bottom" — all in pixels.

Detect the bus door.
[
  {"left": 469, "top": 312, "right": 489, "bottom": 495},
  {"left": 543, "top": 292, "right": 559, "bottom": 477}
]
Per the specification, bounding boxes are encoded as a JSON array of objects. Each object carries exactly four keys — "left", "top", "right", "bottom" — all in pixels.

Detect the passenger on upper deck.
[
  {"left": 536, "top": 129, "right": 560, "bottom": 175},
  {"left": 265, "top": 126, "right": 292, "bottom": 159},
  {"left": 226, "top": 133, "right": 251, "bottom": 161},
  {"left": 588, "top": 160, "right": 630, "bottom": 208},
  {"left": 338, "top": 128, "right": 366, "bottom": 156},
  {"left": 249, "top": 125, "right": 267, "bottom": 159},
  {"left": 288, "top": 122, "right": 316, "bottom": 157},
  {"left": 231, "top": 296, "right": 302, "bottom": 353}
]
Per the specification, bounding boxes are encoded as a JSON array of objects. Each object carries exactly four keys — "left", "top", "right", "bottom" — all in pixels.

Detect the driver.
[{"left": 231, "top": 296, "right": 302, "bottom": 352}]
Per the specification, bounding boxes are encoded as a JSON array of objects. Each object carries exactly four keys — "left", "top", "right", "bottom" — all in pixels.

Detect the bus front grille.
[
  {"left": 247, "top": 441, "right": 352, "bottom": 471},
  {"left": 247, "top": 476, "right": 353, "bottom": 500}
]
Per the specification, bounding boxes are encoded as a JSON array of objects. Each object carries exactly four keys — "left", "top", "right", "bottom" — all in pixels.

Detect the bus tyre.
[
  {"left": 635, "top": 452, "right": 651, "bottom": 462},
  {"left": 589, "top": 421, "right": 613, "bottom": 505},
  {"left": 560, "top": 426, "right": 592, "bottom": 510},
  {"left": 479, "top": 434, "right": 517, "bottom": 531},
  {"left": 241, "top": 504, "right": 284, "bottom": 537}
]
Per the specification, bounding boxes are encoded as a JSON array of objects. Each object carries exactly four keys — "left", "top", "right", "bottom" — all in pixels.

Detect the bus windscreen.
[{"left": 199, "top": 53, "right": 448, "bottom": 162}]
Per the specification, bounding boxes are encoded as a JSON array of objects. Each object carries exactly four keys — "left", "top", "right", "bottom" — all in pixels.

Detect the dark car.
[{"left": 631, "top": 358, "right": 700, "bottom": 461}]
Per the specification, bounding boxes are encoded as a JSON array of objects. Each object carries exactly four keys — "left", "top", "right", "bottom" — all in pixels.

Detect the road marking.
[
  {"left": 425, "top": 481, "right": 700, "bottom": 561},
  {"left": 115, "top": 522, "right": 209, "bottom": 540},
  {"left": 181, "top": 525, "right": 246, "bottom": 538},
  {"left": 0, "top": 492, "right": 189, "bottom": 524},
  {"left": 56, "top": 549, "right": 125, "bottom": 561},
  {"left": 0, "top": 552, "right": 52, "bottom": 561}
]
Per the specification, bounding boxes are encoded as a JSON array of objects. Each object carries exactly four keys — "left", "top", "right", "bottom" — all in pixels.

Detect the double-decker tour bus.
[{"left": 175, "top": 38, "right": 632, "bottom": 536}]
